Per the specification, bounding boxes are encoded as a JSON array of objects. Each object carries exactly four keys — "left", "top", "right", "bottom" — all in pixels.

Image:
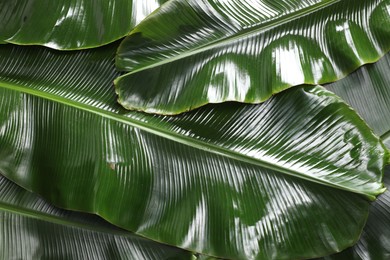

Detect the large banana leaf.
[
  {"left": 0, "top": 0, "right": 167, "bottom": 50},
  {"left": 327, "top": 52, "right": 390, "bottom": 148},
  {"left": 320, "top": 52, "right": 390, "bottom": 260},
  {"left": 320, "top": 167, "right": 390, "bottom": 260},
  {"left": 0, "top": 174, "right": 194, "bottom": 259},
  {"left": 115, "top": 0, "right": 390, "bottom": 114},
  {"left": 0, "top": 43, "right": 387, "bottom": 259}
]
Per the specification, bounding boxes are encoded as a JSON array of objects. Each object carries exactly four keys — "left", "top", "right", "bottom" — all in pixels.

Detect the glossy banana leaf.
[
  {"left": 0, "top": 174, "right": 195, "bottom": 259},
  {"left": 320, "top": 52, "right": 390, "bottom": 260},
  {"left": 115, "top": 0, "right": 390, "bottom": 114},
  {"left": 0, "top": 0, "right": 167, "bottom": 50},
  {"left": 319, "top": 168, "right": 390, "bottom": 260},
  {"left": 327, "top": 52, "right": 390, "bottom": 148},
  {"left": 0, "top": 43, "right": 387, "bottom": 259}
]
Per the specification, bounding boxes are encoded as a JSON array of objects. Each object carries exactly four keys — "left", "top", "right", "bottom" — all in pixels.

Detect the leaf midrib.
[
  {"left": 117, "top": 0, "right": 341, "bottom": 76},
  {"left": 0, "top": 80, "right": 377, "bottom": 199},
  {"left": 381, "top": 129, "right": 390, "bottom": 142},
  {"left": 0, "top": 201, "right": 131, "bottom": 235}
]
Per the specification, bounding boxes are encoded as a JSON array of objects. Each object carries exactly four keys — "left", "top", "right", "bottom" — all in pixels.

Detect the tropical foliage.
[{"left": 0, "top": 0, "right": 390, "bottom": 259}]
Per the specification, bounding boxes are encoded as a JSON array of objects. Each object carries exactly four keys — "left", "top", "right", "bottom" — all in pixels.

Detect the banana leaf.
[
  {"left": 0, "top": 0, "right": 167, "bottom": 50},
  {"left": 319, "top": 167, "right": 390, "bottom": 260},
  {"left": 0, "top": 42, "right": 387, "bottom": 259},
  {"left": 327, "top": 52, "right": 390, "bottom": 148},
  {"left": 320, "top": 52, "right": 390, "bottom": 260},
  {"left": 115, "top": 0, "right": 390, "bottom": 114},
  {"left": 0, "top": 174, "right": 195, "bottom": 259}
]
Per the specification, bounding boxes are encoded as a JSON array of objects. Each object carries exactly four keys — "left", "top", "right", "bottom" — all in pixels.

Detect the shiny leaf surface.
[
  {"left": 0, "top": 174, "right": 194, "bottom": 259},
  {"left": 116, "top": 0, "right": 390, "bottom": 114},
  {"left": 327, "top": 52, "right": 390, "bottom": 148},
  {"left": 0, "top": 0, "right": 167, "bottom": 50},
  {"left": 320, "top": 53, "right": 390, "bottom": 260},
  {"left": 0, "top": 43, "right": 386, "bottom": 259},
  {"left": 320, "top": 168, "right": 390, "bottom": 260}
]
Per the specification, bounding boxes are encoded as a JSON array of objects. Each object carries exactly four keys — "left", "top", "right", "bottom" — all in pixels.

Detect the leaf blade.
[
  {"left": 0, "top": 0, "right": 168, "bottom": 50},
  {"left": 320, "top": 52, "right": 390, "bottom": 260},
  {"left": 0, "top": 174, "right": 195, "bottom": 260},
  {"left": 115, "top": 0, "right": 390, "bottom": 114},
  {"left": 0, "top": 43, "right": 385, "bottom": 259}
]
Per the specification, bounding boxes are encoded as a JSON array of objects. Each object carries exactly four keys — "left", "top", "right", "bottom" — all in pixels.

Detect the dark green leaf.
[
  {"left": 320, "top": 168, "right": 390, "bottom": 260},
  {"left": 0, "top": 0, "right": 167, "bottom": 50},
  {"left": 115, "top": 0, "right": 390, "bottom": 114},
  {"left": 0, "top": 43, "right": 386, "bottom": 259},
  {"left": 320, "top": 52, "right": 390, "bottom": 260},
  {"left": 0, "top": 174, "right": 194, "bottom": 259},
  {"left": 327, "top": 52, "right": 390, "bottom": 147}
]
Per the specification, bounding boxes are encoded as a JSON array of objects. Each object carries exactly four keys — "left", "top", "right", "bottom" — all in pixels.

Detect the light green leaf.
[
  {"left": 0, "top": 43, "right": 386, "bottom": 259},
  {"left": 0, "top": 174, "right": 195, "bottom": 259},
  {"left": 0, "top": 0, "right": 167, "bottom": 50},
  {"left": 115, "top": 0, "right": 390, "bottom": 114}
]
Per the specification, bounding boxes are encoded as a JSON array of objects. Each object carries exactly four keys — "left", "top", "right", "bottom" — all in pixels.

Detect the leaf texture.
[
  {"left": 115, "top": 0, "right": 390, "bottom": 114},
  {"left": 0, "top": 43, "right": 386, "bottom": 259},
  {"left": 0, "top": 0, "right": 167, "bottom": 50},
  {"left": 0, "top": 174, "right": 195, "bottom": 259},
  {"left": 326, "top": 52, "right": 390, "bottom": 148},
  {"left": 320, "top": 53, "right": 390, "bottom": 260},
  {"left": 319, "top": 168, "right": 390, "bottom": 260}
]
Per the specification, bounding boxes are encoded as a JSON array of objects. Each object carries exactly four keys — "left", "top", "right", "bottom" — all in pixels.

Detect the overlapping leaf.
[
  {"left": 0, "top": 43, "right": 387, "bottom": 259},
  {"left": 320, "top": 52, "right": 390, "bottom": 260},
  {"left": 327, "top": 52, "right": 390, "bottom": 148},
  {"left": 115, "top": 0, "right": 390, "bottom": 114},
  {"left": 0, "top": 0, "right": 167, "bottom": 50},
  {"left": 319, "top": 167, "right": 390, "bottom": 260},
  {"left": 0, "top": 174, "right": 194, "bottom": 259}
]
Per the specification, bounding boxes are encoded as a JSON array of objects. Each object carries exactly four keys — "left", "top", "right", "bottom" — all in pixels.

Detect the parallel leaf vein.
[{"left": 0, "top": 80, "right": 376, "bottom": 198}]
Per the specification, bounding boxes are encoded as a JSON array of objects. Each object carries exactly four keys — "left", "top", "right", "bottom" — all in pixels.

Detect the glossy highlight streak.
[
  {"left": 0, "top": 0, "right": 168, "bottom": 50},
  {"left": 116, "top": 0, "right": 390, "bottom": 114},
  {"left": 0, "top": 44, "right": 386, "bottom": 259},
  {"left": 0, "top": 175, "right": 194, "bottom": 259}
]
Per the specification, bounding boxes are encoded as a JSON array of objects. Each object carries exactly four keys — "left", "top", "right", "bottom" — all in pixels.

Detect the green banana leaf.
[
  {"left": 115, "top": 0, "right": 390, "bottom": 114},
  {"left": 320, "top": 52, "right": 390, "bottom": 260},
  {"left": 0, "top": 0, "right": 167, "bottom": 50},
  {"left": 0, "top": 42, "right": 387, "bottom": 259},
  {"left": 0, "top": 174, "right": 195, "bottom": 259},
  {"left": 319, "top": 167, "right": 390, "bottom": 260},
  {"left": 327, "top": 52, "right": 390, "bottom": 148}
]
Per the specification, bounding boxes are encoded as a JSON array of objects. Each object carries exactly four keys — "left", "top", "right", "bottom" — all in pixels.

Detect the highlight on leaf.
[
  {"left": 1, "top": 0, "right": 390, "bottom": 259},
  {"left": 0, "top": 0, "right": 168, "bottom": 50},
  {"left": 115, "top": 0, "right": 390, "bottom": 114},
  {"left": 0, "top": 42, "right": 388, "bottom": 259}
]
